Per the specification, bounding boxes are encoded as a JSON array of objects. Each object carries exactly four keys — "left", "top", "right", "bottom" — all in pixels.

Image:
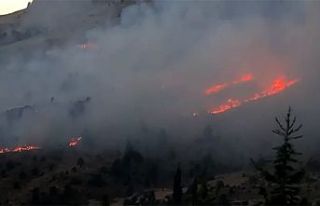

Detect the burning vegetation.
[
  {"left": 0, "top": 145, "right": 40, "bottom": 154},
  {"left": 0, "top": 137, "right": 82, "bottom": 155},
  {"left": 68, "top": 137, "right": 82, "bottom": 147},
  {"left": 0, "top": 108, "right": 316, "bottom": 206},
  {"left": 207, "top": 75, "right": 300, "bottom": 114},
  {"left": 205, "top": 73, "right": 254, "bottom": 96},
  {"left": 1, "top": 0, "right": 320, "bottom": 205}
]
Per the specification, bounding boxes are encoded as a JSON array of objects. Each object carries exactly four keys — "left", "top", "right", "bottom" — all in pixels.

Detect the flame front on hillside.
[
  {"left": 207, "top": 75, "right": 300, "bottom": 115},
  {"left": 68, "top": 137, "right": 82, "bottom": 147},
  {"left": 0, "top": 145, "right": 41, "bottom": 154},
  {"left": 0, "top": 137, "right": 83, "bottom": 155},
  {"left": 205, "top": 73, "right": 254, "bottom": 96},
  {"left": 245, "top": 77, "right": 300, "bottom": 102}
]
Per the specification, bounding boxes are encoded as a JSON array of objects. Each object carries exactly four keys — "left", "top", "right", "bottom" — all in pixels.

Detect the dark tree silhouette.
[
  {"left": 19, "top": 170, "right": 27, "bottom": 179},
  {"left": 13, "top": 181, "right": 21, "bottom": 190},
  {"left": 190, "top": 177, "right": 198, "bottom": 205},
  {"left": 173, "top": 165, "right": 182, "bottom": 204},
  {"left": 145, "top": 162, "right": 159, "bottom": 187},
  {"left": 77, "top": 157, "right": 85, "bottom": 168},
  {"left": 203, "top": 125, "right": 213, "bottom": 140},
  {"left": 102, "top": 194, "right": 110, "bottom": 206},
  {"left": 31, "top": 187, "right": 40, "bottom": 204},
  {"left": 48, "top": 163, "right": 55, "bottom": 171},
  {"left": 199, "top": 179, "right": 208, "bottom": 201},
  {"left": 31, "top": 167, "right": 40, "bottom": 176},
  {"left": 252, "top": 107, "right": 305, "bottom": 205}
]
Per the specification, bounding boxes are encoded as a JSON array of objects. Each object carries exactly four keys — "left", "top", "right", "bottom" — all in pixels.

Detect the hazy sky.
[{"left": 0, "top": 0, "right": 33, "bottom": 15}]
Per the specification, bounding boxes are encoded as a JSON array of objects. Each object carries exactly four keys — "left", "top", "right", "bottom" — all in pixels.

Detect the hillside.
[{"left": 0, "top": 0, "right": 136, "bottom": 55}]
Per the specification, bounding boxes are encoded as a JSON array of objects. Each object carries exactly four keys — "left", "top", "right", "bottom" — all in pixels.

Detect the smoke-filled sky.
[{"left": 0, "top": 0, "right": 320, "bottom": 157}]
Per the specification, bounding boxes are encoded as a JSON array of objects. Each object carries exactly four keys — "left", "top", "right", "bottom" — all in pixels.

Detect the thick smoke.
[{"left": 0, "top": 1, "right": 319, "bottom": 158}]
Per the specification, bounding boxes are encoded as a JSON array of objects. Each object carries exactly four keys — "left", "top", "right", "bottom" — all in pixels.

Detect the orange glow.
[
  {"left": 233, "top": 73, "right": 254, "bottom": 84},
  {"left": 207, "top": 75, "right": 300, "bottom": 115},
  {"left": 0, "top": 136, "right": 84, "bottom": 154},
  {"left": 0, "top": 145, "right": 40, "bottom": 154},
  {"left": 68, "top": 137, "right": 82, "bottom": 147},
  {"left": 205, "top": 83, "right": 228, "bottom": 95},
  {"left": 209, "top": 98, "right": 242, "bottom": 114},
  {"left": 205, "top": 73, "right": 253, "bottom": 96},
  {"left": 245, "top": 77, "right": 299, "bottom": 102},
  {"left": 0, "top": 147, "right": 10, "bottom": 154}
]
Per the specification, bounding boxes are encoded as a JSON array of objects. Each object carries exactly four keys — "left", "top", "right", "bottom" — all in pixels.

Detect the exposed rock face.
[{"left": 0, "top": 0, "right": 141, "bottom": 48}]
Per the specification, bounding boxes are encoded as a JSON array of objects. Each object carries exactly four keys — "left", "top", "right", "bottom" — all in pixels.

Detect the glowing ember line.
[
  {"left": 205, "top": 73, "right": 254, "bottom": 96},
  {"left": 209, "top": 98, "right": 242, "bottom": 114},
  {"left": 68, "top": 137, "right": 82, "bottom": 147},
  {"left": 233, "top": 73, "right": 254, "bottom": 84},
  {"left": 0, "top": 148, "right": 10, "bottom": 154},
  {"left": 205, "top": 83, "right": 228, "bottom": 95},
  {"left": 0, "top": 145, "right": 40, "bottom": 154},
  {"left": 244, "top": 78, "right": 300, "bottom": 102},
  {"left": 208, "top": 76, "right": 300, "bottom": 115}
]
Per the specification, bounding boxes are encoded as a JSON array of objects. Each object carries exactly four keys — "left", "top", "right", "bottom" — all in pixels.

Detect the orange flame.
[
  {"left": 205, "top": 83, "right": 228, "bottom": 96},
  {"left": 233, "top": 73, "right": 254, "bottom": 84},
  {"left": 68, "top": 137, "right": 82, "bottom": 147},
  {"left": 0, "top": 145, "right": 40, "bottom": 154},
  {"left": 245, "top": 77, "right": 300, "bottom": 102},
  {"left": 209, "top": 98, "right": 242, "bottom": 114},
  {"left": 208, "top": 76, "right": 300, "bottom": 115},
  {"left": 205, "top": 73, "right": 254, "bottom": 96}
]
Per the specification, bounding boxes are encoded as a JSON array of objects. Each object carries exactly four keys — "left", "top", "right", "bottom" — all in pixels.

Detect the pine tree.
[
  {"left": 77, "top": 157, "right": 84, "bottom": 168},
  {"left": 173, "top": 165, "right": 182, "bottom": 204},
  {"left": 252, "top": 107, "right": 305, "bottom": 205},
  {"left": 188, "top": 177, "right": 198, "bottom": 205}
]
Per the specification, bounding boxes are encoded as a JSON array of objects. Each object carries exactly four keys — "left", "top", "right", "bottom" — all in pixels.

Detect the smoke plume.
[{"left": 0, "top": 0, "right": 319, "bottom": 158}]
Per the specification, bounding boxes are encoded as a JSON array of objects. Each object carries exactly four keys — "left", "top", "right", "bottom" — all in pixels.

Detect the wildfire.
[
  {"left": 233, "top": 73, "right": 254, "bottom": 84},
  {"left": 205, "top": 73, "right": 254, "bottom": 96},
  {"left": 208, "top": 76, "right": 300, "bottom": 115},
  {"left": 0, "top": 137, "right": 84, "bottom": 154},
  {"left": 0, "top": 145, "right": 40, "bottom": 154},
  {"left": 245, "top": 77, "right": 300, "bottom": 102},
  {"left": 209, "top": 98, "right": 242, "bottom": 114},
  {"left": 205, "top": 83, "right": 228, "bottom": 96},
  {"left": 68, "top": 137, "right": 82, "bottom": 147}
]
